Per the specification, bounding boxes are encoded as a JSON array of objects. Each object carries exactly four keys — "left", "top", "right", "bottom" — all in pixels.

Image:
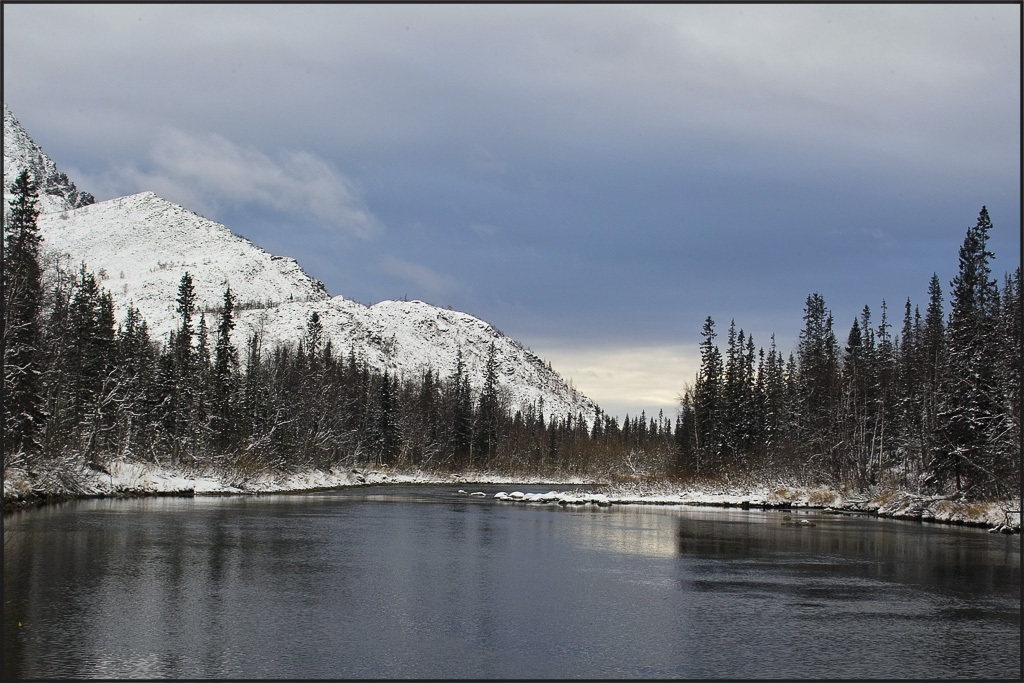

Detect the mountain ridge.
[
  {"left": 3, "top": 103, "right": 95, "bottom": 213},
  {"left": 3, "top": 103, "right": 598, "bottom": 423}
]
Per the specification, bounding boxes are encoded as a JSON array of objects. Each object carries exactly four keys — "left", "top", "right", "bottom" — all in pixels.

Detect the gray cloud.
[
  {"left": 4, "top": 3, "right": 1019, "bottom": 421},
  {"left": 81, "top": 128, "right": 382, "bottom": 240},
  {"left": 381, "top": 255, "right": 465, "bottom": 301},
  {"left": 7, "top": 4, "right": 1017, "bottom": 175}
]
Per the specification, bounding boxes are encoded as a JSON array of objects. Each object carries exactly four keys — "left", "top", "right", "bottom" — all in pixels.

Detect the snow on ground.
[
  {"left": 1, "top": 461, "right": 590, "bottom": 506},
  {"left": 3, "top": 461, "right": 1017, "bottom": 533},
  {"left": 486, "top": 482, "right": 1020, "bottom": 533}
]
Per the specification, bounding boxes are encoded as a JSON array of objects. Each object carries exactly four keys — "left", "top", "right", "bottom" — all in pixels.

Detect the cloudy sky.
[{"left": 4, "top": 3, "right": 1020, "bottom": 421}]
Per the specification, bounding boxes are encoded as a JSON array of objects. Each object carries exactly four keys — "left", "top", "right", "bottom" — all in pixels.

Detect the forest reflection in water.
[{"left": 4, "top": 487, "right": 1020, "bottom": 679}]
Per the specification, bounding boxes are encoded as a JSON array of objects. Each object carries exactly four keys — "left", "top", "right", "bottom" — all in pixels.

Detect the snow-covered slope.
[
  {"left": 38, "top": 192, "right": 330, "bottom": 330},
  {"left": 237, "top": 297, "right": 593, "bottom": 420},
  {"left": 3, "top": 103, "right": 94, "bottom": 213},
  {"left": 36, "top": 193, "right": 594, "bottom": 419},
  {"left": 4, "top": 103, "right": 597, "bottom": 423}
]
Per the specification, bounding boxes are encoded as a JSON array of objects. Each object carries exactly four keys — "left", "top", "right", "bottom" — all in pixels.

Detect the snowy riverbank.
[
  {"left": 1, "top": 459, "right": 591, "bottom": 508},
  {"left": 4, "top": 459, "right": 1018, "bottom": 533},
  {"left": 487, "top": 483, "right": 1021, "bottom": 533}
]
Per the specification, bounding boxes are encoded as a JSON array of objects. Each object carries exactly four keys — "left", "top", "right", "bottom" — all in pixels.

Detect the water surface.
[{"left": 4, "top": 485, "right": 1020, "bottom": 678}]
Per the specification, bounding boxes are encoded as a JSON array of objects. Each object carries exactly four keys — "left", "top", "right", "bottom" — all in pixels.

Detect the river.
[{"left": 3, "top": 485, "right": 1020, "bottom": 679}]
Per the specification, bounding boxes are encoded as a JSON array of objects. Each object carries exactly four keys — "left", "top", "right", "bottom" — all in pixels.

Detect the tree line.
[
  {"left": 4, "top": 170, "right": 1018, "bottom": 498},
  {"left": 3, "top": 170, "right": 677, "bottom": 480},
  {"left": 675, "top": 206, "right": 1020, "bottom": 499}
]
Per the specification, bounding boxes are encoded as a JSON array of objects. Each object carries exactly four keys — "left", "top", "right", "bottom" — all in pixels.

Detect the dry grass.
[
  {"left": 807, "top": 487, "right": 838, "bottom": 506},
  {"left": 964, "top": 501, "right": 992, "bottom": 519},
  {"left": 768, "top": 487, "right": 796, "bottom": 504},
  {"left": 874, "top": 488, "right": 898, "bottom": 506}
]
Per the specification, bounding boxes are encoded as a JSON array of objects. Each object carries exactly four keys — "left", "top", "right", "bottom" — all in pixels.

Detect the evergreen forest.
[
  {"left": 4, "top": 170, "right": 1020, "bottom": 500},
  {"left": 676, "top": 207, "right": 1020, "bottom": 499}
]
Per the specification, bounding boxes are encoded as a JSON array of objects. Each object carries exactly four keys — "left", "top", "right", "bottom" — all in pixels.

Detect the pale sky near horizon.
[{"left": 3, "top": 3, "right": 1020, "bottom": 422}]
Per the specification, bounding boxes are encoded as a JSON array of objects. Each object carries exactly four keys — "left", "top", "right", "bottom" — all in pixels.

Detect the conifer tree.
[
  {"left": 303, "top": 310, "right": 323, "bottom": 362},
  {"left": 841, "top": 316, "right": 867, "bottom": 481},
  {"left": 871, "top": 299, "right": 896, "bottom": 483},
  {"left": 994, "top": 268, "right": 1022, "bottom": 490},
  {"left": 692, "top": 316, "right": 723, "bottom": 472},
  {"left": 797, "top": 293, "right": 840, "bottom": 476},
  {"left": 920, "top": 273, "right": 946, "bottom": 475},
  {"left": 590, "top": 406, "right": 603, "bottom": 441},
  {"left": 933, "top": 207, "right": 1002, "bottom": 495},
  {"left": 374, "top": 370, "right": 401, "bottom": 465},
  {"left": 67, "top": 266, "right": 117, "bottom": 458},
  {"left": 175, "top": 272, "right": 197, "bottom": 364},
  {"left": 413, "top": 368, "right": 441, "bottom": 466},
  {"left": 741, "top": 332, "right": 758, "bottom": 456},
  {"left": 722, "top": 320, "right": 743, "bottom": 458},
  {"left": 212, "top": 286, "right": 238, "bottom": 449},
  {"left": 761, "top": 334, "right": 788, "bottom": 460},
  {"left": 475, "top": 341, "right": 501, "bottom": 467},
  {"left": 3, "top": 170, "right": 45, "bottom": 456},
  {"left": 114, "top": 302, "right": 155, "bottom": 456},
  {"left": 450, "top": 347, "right": 474, "bottom": 468},
  {"left": 675, "top": 395, "right": 697, "bottom": 472},
  {"left": 895, "top": 297, "right": 924, "bottom": 484},
  {"left": 170, "top": 271, "right": 198, "bottom": 462}
]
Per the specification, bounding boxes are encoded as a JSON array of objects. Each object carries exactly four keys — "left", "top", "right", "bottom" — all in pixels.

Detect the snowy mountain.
[
  {"left": 4, "top": 103, "right": 598, "bottom": 423},
  {"left": 38, "top": 191, "right": 330, "bottom": 328},
  {"left": 3, "top": 103, "right": 94, "bottom": 213}
]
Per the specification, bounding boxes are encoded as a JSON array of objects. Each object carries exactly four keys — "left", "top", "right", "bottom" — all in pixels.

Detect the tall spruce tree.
[
  {"left": 761, "top": 334, "right": 788, "bottom": 460},
  {"left": 872, "top": 299, "right": 896, "bottom": 483},
  {"left": 841, "top": 316, "right": 867, "bottom": 482},
  {"left": 475, "top": 341, "right": 501, "bottom": 467},
  {"left": 895, "top": 297, "right": 924, "bottom": 485},
  {"left": 303, "top": 310, "right": 323, "bottom": 362},
  {"left": 722, "top": 320, "right": 743, "bottom": 459},
  {"left": 67, "top": 266, "right": 117, "bottom": 459},
  {"left": 374, "top": 370, "right": 400, "bottom": 465},
  {"left": 450, "top": 347, "right": 474, "bottom": 468},
  {"left": 692, "top": 316, "right": 723, "bottom": 473},
  {"left": 114, "top": 302, "right": 155, "bottom": 457},
  {"left": 171, "top": 272, "right": 198, "bottom": 462},
  {"left": 933, "top": 207, "right": 1002, "bottom": 495},
  {"left": 3, "top": 170, "right": 45, "bottom": 456},
  {"left": 995, "top": 268, "right": 1022, "bottom": 491},
  {"left": 797, "top": 293, "right": 840, "bottom": 473},
  {"left": 212, "top": 286, "right": 238, "bottom": 449}
]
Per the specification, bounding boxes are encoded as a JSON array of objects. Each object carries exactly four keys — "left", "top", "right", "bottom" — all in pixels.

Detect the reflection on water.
[
  {"left": 557, "top": 506, "right": 679, "bottom": 557},
  {"left": 4, "top": 488, "right": 1020, "bottom": 679}
]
